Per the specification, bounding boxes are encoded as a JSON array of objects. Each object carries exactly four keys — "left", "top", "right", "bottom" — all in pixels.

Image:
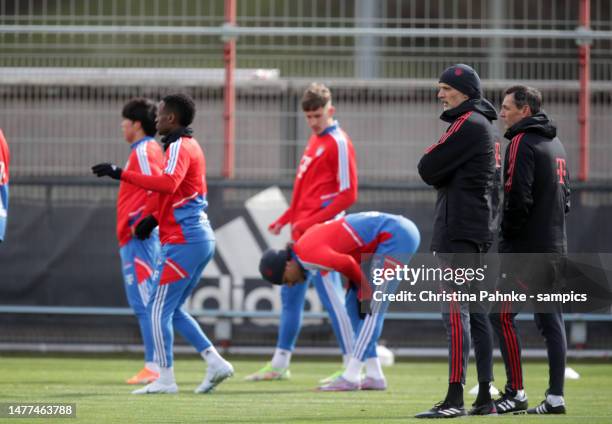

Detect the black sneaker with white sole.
[
  {"left": 494, "top": 391, "right": 528, "bottom": 414},
  {"left": 526, "top": 400, "right": 566, "bottom": 415},
  {"left": 415, "top": 401, "right": 467, "bottom": 419},
  {"left": 468, "top": 400, "right": 498, "bottom": 416}
]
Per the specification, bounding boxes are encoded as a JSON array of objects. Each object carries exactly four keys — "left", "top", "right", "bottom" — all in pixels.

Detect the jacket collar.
[
  {"left": 318, "top": 120, "right": 339, "bottom": 136},
  {"left": 161, "top": 127, "right": 193, "bottom": 151},
  {"left": 130, "top": 136, "right": 154, "bottom": 150},
  {"left": 440, "top": 98, "right": 498, "bottom": 123}
]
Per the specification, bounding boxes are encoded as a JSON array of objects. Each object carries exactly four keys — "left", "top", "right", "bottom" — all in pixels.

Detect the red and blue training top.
[
  {"left": 121, "top": 135, "right": 214, "bottom": 245},
  {"left": 0, "top": 129, "right": 9, "bottom": 242},
  {"left": 293, "top": 212, "right": 404, "bottom": 299},
  {"left": 273, "top": 121, "right": 358, "bottom": 240},
  {"left": 116, "top": 136, "right": 164, "bottom": 247}
]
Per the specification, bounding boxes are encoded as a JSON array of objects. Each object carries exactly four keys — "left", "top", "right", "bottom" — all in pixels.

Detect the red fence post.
[
  {"left": 223, "top": 0, "right": 236, "bottom": 179},
  {"left": 578, "top": 0, "right": 591, "bottom": 181}
]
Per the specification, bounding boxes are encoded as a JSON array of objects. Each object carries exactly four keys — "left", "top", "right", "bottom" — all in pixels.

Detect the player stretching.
[
  {"left": 246, "top": 83, "right": 358, "bottom": 384},
  {"left": 115, "top": 98, "right": 164, "bottom": 385},
  {"left": 0, "top": 129, "right": 9, "bottom": 243},
  {"left": 259, "top": 212, "right": 420, "bottom": 391},
  {"left": 93, "top": 93, "right": 233, "bottom": 394}
]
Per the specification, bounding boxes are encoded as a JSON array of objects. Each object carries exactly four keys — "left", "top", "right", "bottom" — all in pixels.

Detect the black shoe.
[
  {"left": 415, "top": 400, "right": 466, "bottom": 419},
  {"left": 526, "top": 399, "right": 566, "bottom": 415},
  {"left": 468, "top": 400, "right": 497, "bottom": 416},
  {"left": 494, "top": 390, "right": 528, "bottom": 414}
]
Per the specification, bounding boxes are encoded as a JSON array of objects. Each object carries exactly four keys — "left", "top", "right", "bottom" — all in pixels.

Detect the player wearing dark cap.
[{"left": 415, "top": 64, "right": 502, "bottom": 418}]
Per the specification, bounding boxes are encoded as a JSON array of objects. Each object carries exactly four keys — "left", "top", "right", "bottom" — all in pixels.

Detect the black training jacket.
[
  {"left": 418, "top": 98, "right": 501, "bottom": 251},
  {"left": 499, "top": 112, "right": 570, "bottom": 253}
]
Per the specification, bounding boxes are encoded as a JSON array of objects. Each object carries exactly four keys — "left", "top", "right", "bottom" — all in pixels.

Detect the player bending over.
[
  {"left": 259, "top": 211, "right": 420, "bottom": 391},
  {"left": 246, "top": 83, "right": 358, "bottom": 384}
]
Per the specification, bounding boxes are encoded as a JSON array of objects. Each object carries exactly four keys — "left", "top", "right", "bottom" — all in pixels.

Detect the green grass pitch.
[{"left": 0, "top": 356, "right": 611, "bottom": 423}]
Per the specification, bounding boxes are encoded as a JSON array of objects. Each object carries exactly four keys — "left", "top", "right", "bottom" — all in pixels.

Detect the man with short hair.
[
  {"left": 259, "top": 211, "right": 420, "bottom": 391},
  {"left": 489, "top": 85, "right": 570, "bottom": 415},
  {"left": 416, "top": 64, "right": 500, "bottom": 418},
  {"left": 0, "top": 129, "right": 9, "bottom": 243},
  {"left": 246, "top": 83, "right": 359, "bottom": 386},
  {"left": 93, "top": 93, "right": 233, "bottom": 395},
  {"left": 115, "top": 98, "right": 164, "bottom": 385}
]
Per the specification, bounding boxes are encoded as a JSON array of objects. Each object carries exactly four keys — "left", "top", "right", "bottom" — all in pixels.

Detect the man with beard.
[{"left": 416, "top": 64, "right": 500, "bottom": 418}]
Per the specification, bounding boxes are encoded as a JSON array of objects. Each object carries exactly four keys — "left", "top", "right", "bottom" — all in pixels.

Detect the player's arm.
[
  {"left": 94, "top": 141, "right": 189, "bottom": 194},
  {"left": 301, "top": 245, "right": 372, "bottom": 302},
  {"left": 140, "top": 142, "right": 164, "bottom": 221},
  {"left": 292, "top": 140, "right": 358, "bottom": 237},
  {"left": 132, "top": 142, "right": 164, "bottom": 228},
  {"left": 269, "top": 207, "right": 293, "bottom": 234},
  {"left": 418, "top": 118, "right": 481, "bottom": 186},
  {"left": 269, "top": 171, "right": 303, "bottom": 234},
  {"left": 121, "top": 170, "right": 180, "bottom": 194},
  {"left": 501, "top": 141, "right": 535, "bottom": 239},
  {"left": 299, "top": 244, "right": 364, "bottom": 285}
]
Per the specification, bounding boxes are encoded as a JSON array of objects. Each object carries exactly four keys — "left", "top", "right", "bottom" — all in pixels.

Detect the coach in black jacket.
[
  {"left": 489, "top": 85, "right": 570, "bottom": 416},
  {"left": 499, "top": 109, "right": 570, "bottom": 254},
  {"left": 415, "top": 64, "right": 500, "bottom": 419}
]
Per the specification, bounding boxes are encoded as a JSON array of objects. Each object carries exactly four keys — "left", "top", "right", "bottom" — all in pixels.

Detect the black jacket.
[
  {"left": 418, "top": 98, "right": 501, "bottom": 251},
  {"left": 499, "top": 112, "right": 570, "bottom": 253}
]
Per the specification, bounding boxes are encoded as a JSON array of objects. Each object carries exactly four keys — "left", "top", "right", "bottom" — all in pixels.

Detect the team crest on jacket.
[
  {"left": 315, "top": 146, "right": 325, "bottom": 157},
  {"left": 297, "top": 155, "right": 313, "bottom": 179}
]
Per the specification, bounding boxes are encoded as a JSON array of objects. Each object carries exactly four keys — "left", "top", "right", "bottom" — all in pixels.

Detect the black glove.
[
  {"left": 134, "top": 215, "right": 158, "bottom": 240},
  {"left": 91, "top": 163, "right": 123, "bottom": 180}
]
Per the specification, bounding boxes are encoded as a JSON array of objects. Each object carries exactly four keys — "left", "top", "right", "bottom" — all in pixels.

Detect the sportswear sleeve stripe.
[
  {"left": 164, "top": 139, "right": 182, "bottom": 175},
  {"left": 504, "top": 133, "right": 525, "bottom": 192},
  {"left": 424, "top": 111, "right": 473, "bottom": 153},
  {"left": 341, "top": 221, "right": 364, "bottom": 246},
  {"left": 136, "top": 143, "right": 152, "bottom": 176},
  {"left": 334, "top": 131, "right": 351, "bottom": 191}
]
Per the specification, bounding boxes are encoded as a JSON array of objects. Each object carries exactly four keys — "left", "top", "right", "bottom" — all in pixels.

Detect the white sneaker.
[
  {"left": 132, "top": 380, "right": 178, "bottom": 394},
  {"left": 194, "top": 361, "right": 234, "bottom": 394}
]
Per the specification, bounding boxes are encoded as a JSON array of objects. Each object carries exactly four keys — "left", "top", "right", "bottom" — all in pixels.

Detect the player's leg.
[
  {"left": 465, "top": 245, "right": 496, "bottom": 416},
  {"left": 326, "top": 219, "right": 420, "bottom": 392},
  {"left": 468, "top": 308, "right": 496, "bottom": 415},
  {"left": 163, "top": 240, "right": 234, "bottom": 394},
  {"left": 489, "top": 256, "right": 529, "bottom": 414},
  {"left": 446, "top": 299, "right": 471, "bottom": 388},
  {"left": 535, "top": 311, "right": 567, "bottom": 394},
  {"left": 526, "top": 311, "right": 567, "bottom": 414},
  {"left": 119, "top": 240, "right": 159, "bottom": 384},
  {"left": 417, "top": 241, "right": 474, "bottom": 418},
  {"left": 245, "top": 275, "right": 311, "bottom": 381},
  {"left": 133, "top": 244, "right": 179, "bottom": 394},
  {"left": 317, "top": 284, "right": 362, "bottom": 391},
  {"left": 136, "top": 241, "right": 232, "bottom": 394},
  {"left": 171, "top": 241, "right": 215, "bottom": 352},
  {"left": 489, "top": 302, "right": 527, "bottom": 413},
  {"left": 360, "top": 219, "right": 419, "bottom": 391},
  {"left": 527, "top": 255, "right": 567, "bottom": 414},
  {"left": 350, "top": 275, "right": 400, "bottom": 391},
  {"left": 313, "top": 270, "right": 354, "bottom": 381},
  {"left": 276, "top": 279, "right": 309, "bottom": 358}
]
